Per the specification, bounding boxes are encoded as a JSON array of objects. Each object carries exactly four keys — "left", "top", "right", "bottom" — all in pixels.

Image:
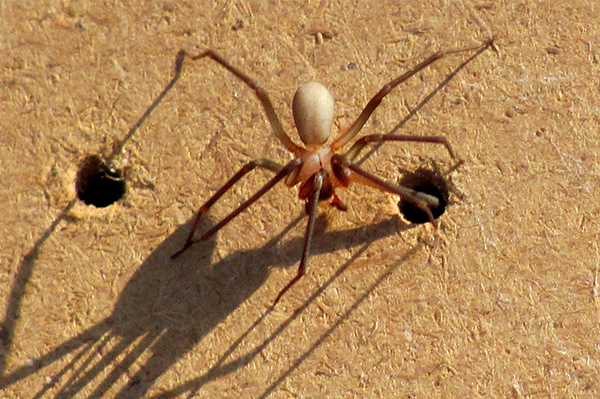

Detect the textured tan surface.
[{"left": 1, "top": 1, "right": 599, "bottom": 398}]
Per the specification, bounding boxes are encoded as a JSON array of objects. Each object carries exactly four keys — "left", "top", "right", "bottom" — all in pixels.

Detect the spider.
[{"left": 158, "top": 38, "right": 495, "bottom": 307}]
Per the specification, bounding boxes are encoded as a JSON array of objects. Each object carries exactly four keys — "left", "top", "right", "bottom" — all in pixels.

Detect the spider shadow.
[
  {"left": 0, "top": 209, "right": 412, "bottom": 398},
  {"left": 0, "top": 199, "right": 77, "bottom": 375},
  {"left": 154, "top": 216, "right": 420, "bottom": 399}
]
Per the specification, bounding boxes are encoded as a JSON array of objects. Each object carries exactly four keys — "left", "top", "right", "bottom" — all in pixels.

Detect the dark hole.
[
  {"left": 397, "top": 168, "right": 449, "bottom": 224},
  {"left": 76, "top": 155, "right": 126, "bottom": 207}
]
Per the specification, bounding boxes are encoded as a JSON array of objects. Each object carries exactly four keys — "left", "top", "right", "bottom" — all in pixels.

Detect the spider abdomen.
[{"left": 293, "top": 81, "right": 335, "bottom": 145}]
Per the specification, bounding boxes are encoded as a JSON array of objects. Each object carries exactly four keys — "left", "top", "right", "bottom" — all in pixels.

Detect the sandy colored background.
[{"left": 2, "top": 0, "right": 599, "bottom": 397}]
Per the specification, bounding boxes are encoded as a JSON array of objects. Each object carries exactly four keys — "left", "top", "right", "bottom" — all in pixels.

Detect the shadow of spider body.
[{"left": 140, "top": 39, "right": 494, "bottom": 307}]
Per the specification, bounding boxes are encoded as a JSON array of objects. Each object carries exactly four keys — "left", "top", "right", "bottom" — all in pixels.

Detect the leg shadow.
[{"left": 1, "top": 210, "right": 410, "bottom": 398}]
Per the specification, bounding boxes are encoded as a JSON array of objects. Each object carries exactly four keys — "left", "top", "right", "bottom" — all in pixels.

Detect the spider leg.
[
  {"left": 179, "top": 50, "right": 303, "bottom": 155},
  {"left": 345, "top": 134, "right": 458, "bottom": 162},
  {"left": 332, "top": 38, "right": 494, "bottom": 151},
  {"left": 172, "top": 158, "right": 301, "bottom": 259},
  {"left": 109, "top": 48, "right": 305, "bottom": 178},
  {"left": 386, "top": 40, "right": 494, "bottom": 138},
  {"left": 270, "top": 170, "right": 325, "bottom": 308},
  {"left": 354, "top": 40, "right": 495, "bottom": 166},
  {"left": 332, "top": 155, "right": 439, "bottom": 226}
]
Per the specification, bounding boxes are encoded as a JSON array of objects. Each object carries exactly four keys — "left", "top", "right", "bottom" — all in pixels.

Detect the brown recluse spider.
[{"left": 159, "top": 38, "right": 495, "bottom": 308}]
